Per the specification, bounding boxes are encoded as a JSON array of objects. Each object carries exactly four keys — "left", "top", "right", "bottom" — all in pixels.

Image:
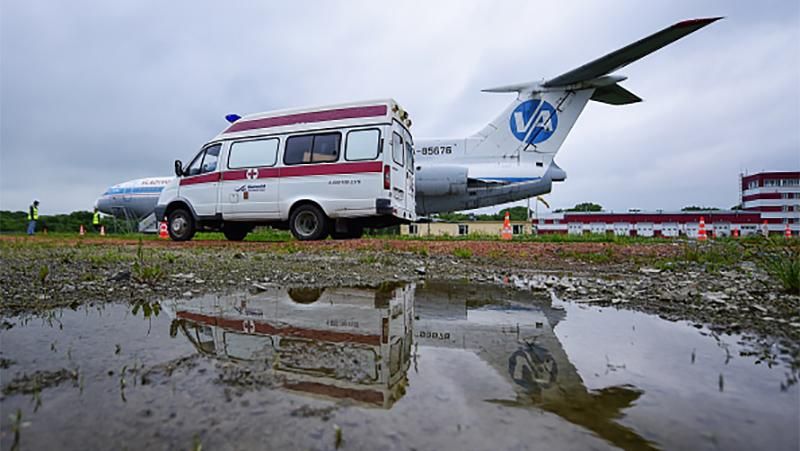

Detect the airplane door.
[
  {"left": 179, "top": 144, "right": 222, "bottom": 218},
  {"left": 221, "top": 137, "right": 281, "bottom": 219}
]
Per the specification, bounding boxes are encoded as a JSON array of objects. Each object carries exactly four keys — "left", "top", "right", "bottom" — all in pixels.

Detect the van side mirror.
[{"left": 174, "top": 160, "right": 184, "bottom": 177}]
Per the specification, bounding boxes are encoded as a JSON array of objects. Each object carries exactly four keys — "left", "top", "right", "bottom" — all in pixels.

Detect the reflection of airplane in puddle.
[
  {"left": 414, "top": 282, "right": 656, "bottom": 451},
  {"left": 166, "top": 282, "right": 654, "bottom": 449},
  {"left": 164, "top": 284, "right": 414, "bottom": 408}
]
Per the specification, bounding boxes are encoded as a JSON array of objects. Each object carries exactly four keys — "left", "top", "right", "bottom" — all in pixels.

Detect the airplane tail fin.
[{"left": 471, "top": 18, "right": 721, "bottom": 157}]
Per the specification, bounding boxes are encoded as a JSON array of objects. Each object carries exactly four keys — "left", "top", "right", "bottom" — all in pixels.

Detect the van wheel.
[
  {"left": 331, "top": 224, "right": 364, "bottom": 240},
  {"left": 223, "top": 223, "right": 250, "bottom": 241},
  {"left": 289, "top": 204, "right": 330, "bottom": 241},
  {"left": 168, "top": 208, "right": 195, "bottom": 241}
]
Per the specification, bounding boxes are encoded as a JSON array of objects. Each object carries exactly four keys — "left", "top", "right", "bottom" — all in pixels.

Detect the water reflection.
[
  {"left": 167, "top": 284, "right": 414, "bottom": 408},
  {"left": 165, "top": 281, "right": 654, "bottom": 449}
]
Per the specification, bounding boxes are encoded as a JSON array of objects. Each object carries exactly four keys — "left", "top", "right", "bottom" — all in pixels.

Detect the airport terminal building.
[{"left": 740, "top": 171, "right": 800, "bottom": 234}]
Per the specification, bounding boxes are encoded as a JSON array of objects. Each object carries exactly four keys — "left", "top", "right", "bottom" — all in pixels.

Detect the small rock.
[
  {"left": 415, "top": 267, "right": 426, "bottom": 275},
  {"left": 750, "top": 304, "right": 768, "bottom": 314},
  {"left": 108, "top": 270, "right": 131, "bottom": 282},
  {"left": 233, "top": 252, "right": 246, "bottom": 259},
  {"left": 182, "top": 291, "right": 193, "bottom": 298},
  {"left": 249, "top": 283, "right": 270, "bottom": 293},
  {"left": 639, "top": 267, "right": 661, "bottom": 274}
]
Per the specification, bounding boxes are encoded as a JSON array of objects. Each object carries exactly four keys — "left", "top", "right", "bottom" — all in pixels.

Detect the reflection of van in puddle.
[{"left": 165, "top": 284, "right": 413, "bottom": 408}]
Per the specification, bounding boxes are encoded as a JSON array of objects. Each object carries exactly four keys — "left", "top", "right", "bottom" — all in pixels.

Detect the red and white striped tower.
[{"left": 697, "top": 216, "right": 707, "bottom": 241}]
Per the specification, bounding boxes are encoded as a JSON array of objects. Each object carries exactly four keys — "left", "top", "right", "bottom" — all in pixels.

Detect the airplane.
[{"left": 96, "top": 18, "right": 720, "bottom": 221}]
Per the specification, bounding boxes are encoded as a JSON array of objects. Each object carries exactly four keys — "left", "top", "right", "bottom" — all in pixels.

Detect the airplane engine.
[{"left": 416, "top": 165, "right": 468, "bottom": 196}]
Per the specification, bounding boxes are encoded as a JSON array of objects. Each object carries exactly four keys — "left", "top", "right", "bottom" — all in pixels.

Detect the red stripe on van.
[
  {"left": 185, "top": 162, "right": 383, "bottom": 185},
  {"left": 222, "top": 168, "right": 281, "bottom": 181},
  {"left": 176, "top": 311, "right": 381, "bottom": 345},
  {"left": 224, "top": 105, "right": 388, "bottom": 134},
  {"left": 180, "top": 172, "right": 221, "bottom": 186},
  {"left": 279, "top": 161, "right": 382, "bottom": 178}
]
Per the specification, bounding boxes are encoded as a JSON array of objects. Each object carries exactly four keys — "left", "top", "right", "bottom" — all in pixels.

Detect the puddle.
[{"left": 1, "top": 282, "right": 797, "bottom": 450}]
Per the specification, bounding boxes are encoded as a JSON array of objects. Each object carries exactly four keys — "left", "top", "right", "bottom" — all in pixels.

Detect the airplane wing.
[{"left": 543, "top": 17, "right": 722, "bottom": 87}]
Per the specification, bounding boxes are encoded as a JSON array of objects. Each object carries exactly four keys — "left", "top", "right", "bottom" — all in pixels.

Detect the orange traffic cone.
[
  {"left": 501, "top": 211, "right": 512, "bottom": 240},
  {"left": 786, "top": 223, "right": 792, "bottom": 239},
  {"left": 732, "top": 227, "right": 739, "bottom": 238},
  {"left": 79, "top": 224, "right": 85, "bottom": 236},
  {"left": 159, "top": 221, "right": 169, "bottom": 239},
  {"left": 697, "top": 216, "right": 707, "bottom": 241},
  {"left": 100, "top": 225, "right": 106, "bottom": 236}
]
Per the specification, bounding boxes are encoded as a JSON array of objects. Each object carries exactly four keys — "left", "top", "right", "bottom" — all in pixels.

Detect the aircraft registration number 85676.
[{"left": 419, "top": 146, "right": 453, "bottom": 156}]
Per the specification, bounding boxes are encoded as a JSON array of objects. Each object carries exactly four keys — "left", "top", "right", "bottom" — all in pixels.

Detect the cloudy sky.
[{"left": 1, "top": 1, "right": 798, "bottom": 214}]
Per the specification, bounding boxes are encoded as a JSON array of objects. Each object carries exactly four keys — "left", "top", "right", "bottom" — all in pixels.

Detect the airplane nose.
[{"left": 96, "top": 196, "right": 112, "bottom": 215}]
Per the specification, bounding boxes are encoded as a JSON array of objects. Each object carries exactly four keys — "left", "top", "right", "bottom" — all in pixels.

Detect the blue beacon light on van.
[{"left": 225, "top": 114, "right": 242, "bottom": 124}]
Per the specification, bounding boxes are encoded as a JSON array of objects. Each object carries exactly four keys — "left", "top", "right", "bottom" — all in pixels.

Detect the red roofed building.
[
  {"left": 740, "top": 171, "right": 800, "bottom": 234},
  {"left": 536, "top": 210, "right": 762, "bottom": 237}
]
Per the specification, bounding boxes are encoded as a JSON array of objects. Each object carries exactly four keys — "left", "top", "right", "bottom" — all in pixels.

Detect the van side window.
[
  {"left": 185, "top": 144, "right": 221, "bottom": 175},
  {"left": 201, "top": 145, "right": 220, "bottom": 173},
  {"left": 228, "top": 138, "right": 279, "bottom": 169},
  {"left": 345, "top": 129, "right": 380, "bottom": 161},
  {"left": 405, "top": 141, "right": 414, "bottom": 172},
  {"left": 284, "top": 133, "right": 341, "bottom": 165},
  {"left": 392, "top": 132, "right": 404, "bottom": 166}
]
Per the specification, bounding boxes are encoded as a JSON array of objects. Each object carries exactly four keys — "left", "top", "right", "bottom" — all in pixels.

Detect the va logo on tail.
[{"left": 509, "top": 100, "right": 558, "bottom": 144}]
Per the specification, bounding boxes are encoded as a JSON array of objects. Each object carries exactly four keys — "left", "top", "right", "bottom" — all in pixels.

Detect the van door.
[
  {"left": 179, "top": 144, "right": 222, "bottom": 218},
  {"left": 221, "top": 137, "right": 281, "bottom": 219},
  {"left": 402, "top": 129, "right": 415, "bottom": 218},
  {"left": 389, "top": 127, "right": 406, "bottom": 214}
]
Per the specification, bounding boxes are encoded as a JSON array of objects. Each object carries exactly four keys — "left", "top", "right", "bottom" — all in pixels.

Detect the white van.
[{"left": 155, "top": 100, "right": 416, "bottom": 241}]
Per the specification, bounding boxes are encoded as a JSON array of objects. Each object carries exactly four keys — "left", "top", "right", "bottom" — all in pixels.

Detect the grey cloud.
[{"left": 1, "top": 0, "right": 797, "bottom": 214}]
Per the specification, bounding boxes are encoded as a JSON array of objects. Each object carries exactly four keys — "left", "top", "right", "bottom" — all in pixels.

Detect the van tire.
[
  {"left": 222, "top": 223, "right": 250, "bottom": 241},
  {"left": 168, "top": 208, "right": 195, "bottom": 241},
  {"left": 289, "top": 204, "right": 330, "bottom": 241}
]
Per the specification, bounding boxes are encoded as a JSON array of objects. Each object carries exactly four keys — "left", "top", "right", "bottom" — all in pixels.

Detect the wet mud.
[{"left": 0, "top": 281, "right": 797, "bottom": 450}]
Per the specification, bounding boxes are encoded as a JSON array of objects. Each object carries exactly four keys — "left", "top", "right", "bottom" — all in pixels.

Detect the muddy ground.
[{"left": 1, "top": 235, "right": 798, "bottom": 370}]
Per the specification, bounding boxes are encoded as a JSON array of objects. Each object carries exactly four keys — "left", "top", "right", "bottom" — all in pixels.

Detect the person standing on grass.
[
  {"left": 27, "top": 200, "right": 39, "bottom": 235},
  {"left": 93, "top": 207, "right": 102, "bottom": 232}
]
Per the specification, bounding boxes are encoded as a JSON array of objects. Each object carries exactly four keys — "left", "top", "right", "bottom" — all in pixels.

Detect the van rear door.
[{"left": 389, "top": 127, "right": 406, "bottom": 215}]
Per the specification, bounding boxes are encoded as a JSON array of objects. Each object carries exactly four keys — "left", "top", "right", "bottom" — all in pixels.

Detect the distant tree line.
[{"left": 0, "top": 210, "right": 134, "bottom": 234}]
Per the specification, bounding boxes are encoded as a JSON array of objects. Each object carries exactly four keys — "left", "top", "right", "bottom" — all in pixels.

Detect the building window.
[
  {"left": 748, "top": 181, "right": 758, "bottom": 189},
  {"left": 512, "top": 224, "right": 524, "bottom": 235},
  {"left": 458, "top": 224, "right": 469, "bottom": 236},
  {"left": 409, "top": 224, "right": 418, "bottom": 235}
]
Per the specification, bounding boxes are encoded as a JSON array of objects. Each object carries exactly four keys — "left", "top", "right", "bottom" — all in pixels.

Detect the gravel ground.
[{"left": 1, "top": 235, "right": 798, "bottom": 371}]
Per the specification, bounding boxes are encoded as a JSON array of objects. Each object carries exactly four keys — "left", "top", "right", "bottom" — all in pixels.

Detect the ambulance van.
[{"left": 155, "top": 100, "right": 416, "bottom": 241}]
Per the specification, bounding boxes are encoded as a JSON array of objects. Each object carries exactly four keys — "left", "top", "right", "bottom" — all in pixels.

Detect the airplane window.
[
  {"left": 345, "top": 129, "right": 380, "bottom": 161},
  {"left": 392, "top": 132, "right": 404, "bottom": 166}
]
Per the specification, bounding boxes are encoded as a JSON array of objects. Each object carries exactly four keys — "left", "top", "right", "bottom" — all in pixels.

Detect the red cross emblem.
[
  {"left": 243, "top": 319, "right": 256, "bottom": 334},
  {"left": 246, "top": 168, "right": 258, "bottom": 180}
]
